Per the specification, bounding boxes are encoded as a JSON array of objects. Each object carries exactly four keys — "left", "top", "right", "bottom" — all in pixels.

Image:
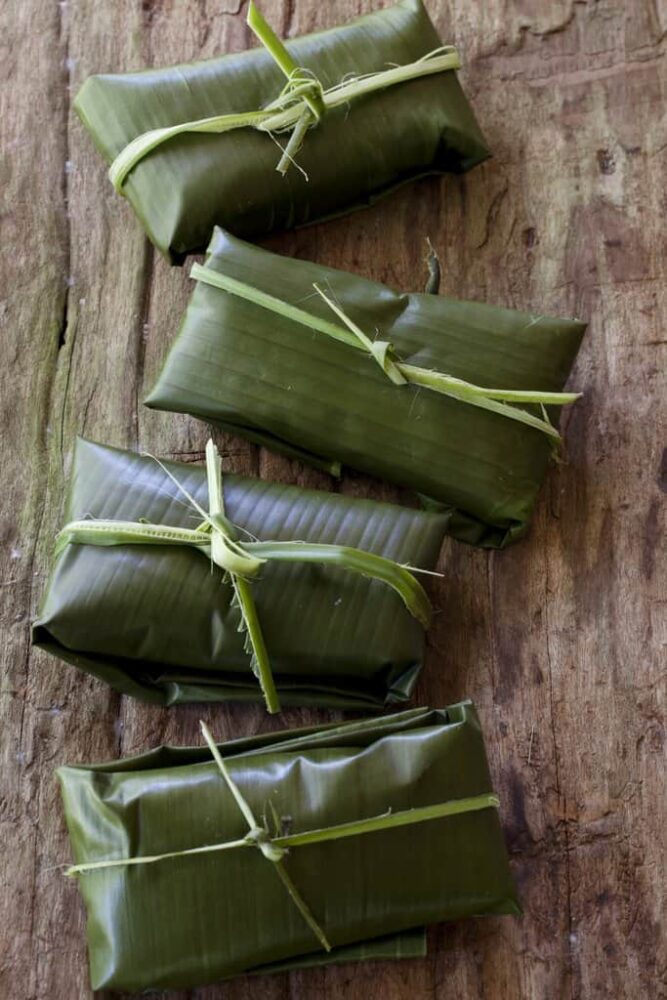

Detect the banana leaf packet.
[
  {"left": 146, "top": 228, "right": 587, "bottom": 548},
  {"left": 74, "top": 0, "right": 489, "bottom": 260},
  {"left": 32, "top": 439, "right": 449, "bottom": 709},
  {"left": 59, "top": 702, "right": 519, "bottom": 992}
]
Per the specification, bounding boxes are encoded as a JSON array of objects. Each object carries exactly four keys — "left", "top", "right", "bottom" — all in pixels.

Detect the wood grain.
[{"left": 1, "top": 1, "right": 665, "bottom": 997}]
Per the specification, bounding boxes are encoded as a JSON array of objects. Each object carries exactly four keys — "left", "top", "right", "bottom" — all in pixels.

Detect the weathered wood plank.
[{"left": 0, "top": 1, "right": 664, "bottom": 998}]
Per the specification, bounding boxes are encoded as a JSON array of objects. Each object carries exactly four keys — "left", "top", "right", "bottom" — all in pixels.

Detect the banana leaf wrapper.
[
  {"left": 74, "top": 0, "right": 489, "bottom": 260},
  {"left": 59, "top": 702, "right": 519, "bottom": 991},
  {"left": 32, "top": 439, "right": 448, "bottom": 708},
  {"left": 146, "top": 228, "right": 587, "bottom": 547}
]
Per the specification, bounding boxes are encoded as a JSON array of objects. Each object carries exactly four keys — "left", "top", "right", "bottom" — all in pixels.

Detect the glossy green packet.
[
  {"left": 32, "top": 439, "right": 449, "bottom": 709},
  {"left": 74, "top": 0, "right": 489, "bottom": 260},
  {"left": 59, "top": 702, "right": 519, "bottom": 991},
  {"left": 147, "top": 228, "right": 586, "bottom": 548}
]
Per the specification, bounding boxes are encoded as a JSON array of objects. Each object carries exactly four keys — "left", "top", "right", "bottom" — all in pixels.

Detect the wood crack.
[
  {"left": 140, "top": 0, "right": 161, "bottom": 31},
  {"left": 55, "top": 1, "right": 77, "bottom": 470},
  {"left": 544, "top": 543, "right": 577, "bottom": 1000},
  {"left": 517, "top": 1, "right": 577, "bottom": 41},
  {"left": 283, "top": 0, "right": 297, "bottom": 38},
  {"left": 133, "top": 240, "right": 155, "bottom": 451},
  {"left": 220, "top": 0, "right": 246, "bottom": 15},
  {"left": 479, "top": 53, "right": 666, "bottom": 87},
  {"left": 476, "top": 185, "right": 508, "bottom": 250},
  {"left": 59, "top": 7, "right": 73, "bottom": 352},
  {"left": 57, "top": 300, "right": 78, "bottom": 467},
  {"left": 56, "top": 296, "right": 69, "bottom": 351},
  {"left": 485, "top": 554, "right": 500, "bottom": 696}
]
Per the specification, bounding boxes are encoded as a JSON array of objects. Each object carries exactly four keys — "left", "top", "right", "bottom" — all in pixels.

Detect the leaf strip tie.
[
  {"left": 191, "top": 265, "right": 582, "bottom": 442},
  {"left": 66, "top": 721, "right": 501, "bottom": 954},
  {"left": 55, "top": 441, "right": 433, "bottom": 714},
  {"left": 109, "top": 1, "right": 461, "bottom": 189}
]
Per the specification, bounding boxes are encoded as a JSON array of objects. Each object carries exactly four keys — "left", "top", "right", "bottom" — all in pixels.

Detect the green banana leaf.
[
  {"left": 59, "top": 702, "right": 519, "bottom": 991},
  {"left": 32, "top": 439, "right": 448, "bottom": 708},
  {"left": 146, "top": 228, "right": 587, "bottom": 547},
  {"left": 74, "top": 0, "right": 489, "bottom": 260}
]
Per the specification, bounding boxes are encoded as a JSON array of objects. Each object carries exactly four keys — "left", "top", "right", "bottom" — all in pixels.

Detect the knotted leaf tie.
[
  {"left": 191, "top": 266, "right": 582, "bottom": 442},
  {"left": 66, "top": 720, "right": 501, "bottom": 955},
  {"left": 55, "top": 440, "right": 433, "bottom": 715},
  {"left": 109, "top": 1, "right": 462, "bottom": 190}
]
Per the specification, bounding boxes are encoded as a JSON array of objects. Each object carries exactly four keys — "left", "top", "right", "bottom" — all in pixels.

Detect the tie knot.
[
  {"left": 245, "top": 826, "right": 287, "bottom": 863},
  {"left": 369, "top": 340, "right": 407, "bottom": 386}
]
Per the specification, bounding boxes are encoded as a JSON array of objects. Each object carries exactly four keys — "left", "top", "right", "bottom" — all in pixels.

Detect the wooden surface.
[{"left": 1, "top": 1, "right": 665, "bottom": 997}]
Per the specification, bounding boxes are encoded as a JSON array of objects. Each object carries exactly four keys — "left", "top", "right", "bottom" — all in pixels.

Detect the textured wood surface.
[{"left": 1, "top": 1, "right": 665, "bottom": 997}]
